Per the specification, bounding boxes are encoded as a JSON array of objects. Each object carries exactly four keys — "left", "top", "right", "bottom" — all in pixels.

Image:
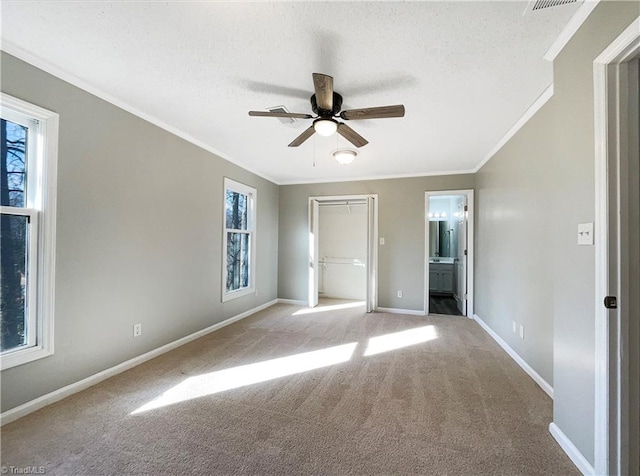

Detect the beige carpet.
[{"left": 1, "top": 300, "right": 578, "bottom": 475}]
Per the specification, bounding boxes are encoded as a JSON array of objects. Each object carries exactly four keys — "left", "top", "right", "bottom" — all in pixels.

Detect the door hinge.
[
  {"left": 464, "top": 205, "right": 468, "bottom": 212},
  {"left": 603, "top": 296, "right": 617, "bottom": 309},
  {"left": 464, "top": 249, "right": 467, "bottom": 256}
]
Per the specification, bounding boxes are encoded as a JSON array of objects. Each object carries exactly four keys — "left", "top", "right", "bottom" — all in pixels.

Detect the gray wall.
[
  {"left": 278, "top": 175, "right": 474, "bottom": 310},
  {"left": 475, "top": 100, "right": 556, "bottom": 382},
  {"left": 474, "top": 1, "right": 639, "bottom": 465},
  {"left": 0, "top": 52, "right": 279, "bottom": 413}
]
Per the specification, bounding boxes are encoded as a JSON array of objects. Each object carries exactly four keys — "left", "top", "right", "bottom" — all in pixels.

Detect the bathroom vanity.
[{"left": 429, "top": 258, "right": 455, "bottom": 294}]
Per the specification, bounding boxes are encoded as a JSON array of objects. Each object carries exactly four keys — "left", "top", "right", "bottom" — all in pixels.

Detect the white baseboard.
[
  {"left": 377, "top": 307, "right": 426, "bottom": 316},
  {"left": 473, "top": 314, "right": 553, "bottom": 399},
  {"left": 276, "top": 298, "right": 307, "bottom": 306},
  {"left": 549, "top": 422, "right": 595, "bottom": 475},
  {"left": 0, "top": 299, "right": 278, "bottom": 426}
]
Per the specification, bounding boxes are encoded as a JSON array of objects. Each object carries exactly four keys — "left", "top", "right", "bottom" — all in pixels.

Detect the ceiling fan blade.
[
  {"left": 337, "top": 123, "right": 368, "bottom": 148},
  {"left": 288, "top": 126, "right": 316, "bottom": 147},
  {"left": 313, "top": 73, "right": 334, "bottom": 112},
  {"left": 340, "top": 105, "right": 405, "bottom": 120},
  {"left": 249, "top": 111, "right": 314, "bottom": 119}
]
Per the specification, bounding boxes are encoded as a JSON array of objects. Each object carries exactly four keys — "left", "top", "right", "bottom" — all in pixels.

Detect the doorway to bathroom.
[
  {"left": 424, "top": 190, "right": 474, "bottom": 317},
  {"left": 308, "top": 195, "right": 378, "bottom": 312}
]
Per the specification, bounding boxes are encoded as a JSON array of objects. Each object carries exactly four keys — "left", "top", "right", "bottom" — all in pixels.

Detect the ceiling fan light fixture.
[
  {"left": 313, "top": 118, "right": 338, "bottom": 136},
  {"left": 333, "top": 149, "right": 357, "bottom": 165}
]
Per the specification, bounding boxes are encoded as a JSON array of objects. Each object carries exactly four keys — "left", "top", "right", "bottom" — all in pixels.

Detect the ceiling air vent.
[
  {"left": 524, "top": 0, "right": 580, "bottom": 14},
  {"left": 268, "top": 105, "right": 297, "bottom": 125}
]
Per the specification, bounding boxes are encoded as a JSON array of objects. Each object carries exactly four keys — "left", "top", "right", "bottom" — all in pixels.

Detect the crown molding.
[
  {"left": 0, "top": 42, "right": 279, "bottom": 185},
  {"left": 473, "top": 84, "right": 554, "bottom": 173},
  {"left": 279, "top": 168, "right": 477, "bottom": 186},
  {"left": 543, "top": 0, "right": 601, "bottom": 61}
]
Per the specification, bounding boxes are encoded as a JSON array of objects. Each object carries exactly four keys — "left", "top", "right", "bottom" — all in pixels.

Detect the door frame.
[
  {"left": 593, "top": 17, "right": 640, "bottom": 476},
  {"left": 308, "top": 194, "right": 378, "bottom": 311},
  {"left": 424, "top": 190, "right": 474, "bottom": 318}
]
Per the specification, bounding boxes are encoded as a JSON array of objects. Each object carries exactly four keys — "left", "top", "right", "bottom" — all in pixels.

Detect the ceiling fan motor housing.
[
  {"left": 248, "top": 73, "right": 404, "bottom": 148},
  {"left": 311, "top": 92, "right": 343, "bottom": 116}
]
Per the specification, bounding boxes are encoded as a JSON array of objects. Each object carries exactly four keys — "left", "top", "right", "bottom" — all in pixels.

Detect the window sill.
[
  {"left": 222, "top": 287, "right": 255, "bottom": 302},
  {"left": 1, "top": 345, "right": 54, "bottom": 371}
]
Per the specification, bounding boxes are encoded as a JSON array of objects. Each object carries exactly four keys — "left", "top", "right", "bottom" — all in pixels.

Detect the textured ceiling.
[{"left": 1, "top": 1, "right": 581, "bottom": 184}]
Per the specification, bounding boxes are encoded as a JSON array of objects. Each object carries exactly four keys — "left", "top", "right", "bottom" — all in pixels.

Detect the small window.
[
  {"left": 1, "top": 94, "right": 58, "bottom": 370},
  {"left": 222, "top": 178, "right": 256, "bottom": 301}
]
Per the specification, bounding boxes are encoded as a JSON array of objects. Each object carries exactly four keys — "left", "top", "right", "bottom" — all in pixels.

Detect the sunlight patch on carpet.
[
  {"left": 293, "top": 301, "right": 366, "bottom": 316},
  {"left": 364, "top": 325, "right": 438, "bottom": 356},
  {"left": 131, "top": 342, "right": 358, "bottom": 414}
]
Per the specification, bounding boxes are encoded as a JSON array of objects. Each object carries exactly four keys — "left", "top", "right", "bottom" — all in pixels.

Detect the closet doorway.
[
  {"left": 424, "top": 190, "right": 474, "bottom": 317},
  {"left": 308, "top": 195, "right": 378, "bottom": 312}
]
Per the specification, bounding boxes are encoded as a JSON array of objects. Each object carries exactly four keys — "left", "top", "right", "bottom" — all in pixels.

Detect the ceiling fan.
[{"left": 248, "top": 73, "right": 405, "bottom": 148}]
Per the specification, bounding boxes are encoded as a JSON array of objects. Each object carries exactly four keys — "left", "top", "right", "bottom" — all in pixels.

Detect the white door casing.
[
  {"left": 308, "top": 199, "right": 319, "bottom": 308},
  {"left": 424, "top": 190, "right": 474, "bottom": 317},
  {"left": 593, "top": 16, "right": 640, "bottom": 476},
  {"left": 308, "top": 195, "right": 378, "bottom": 312},
  {"left": 456, "top": 208, "right": 468, "bottom": 315},
  {"left": 366, "top": 195, "right": 378, "bottom": 313}
]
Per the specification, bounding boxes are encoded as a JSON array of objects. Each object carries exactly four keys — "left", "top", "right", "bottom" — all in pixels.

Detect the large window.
[
  {"left": 222, "top": 178, "right": 256, "bottom": 302},
  {"left": 1, "top": 94, "right": 58, "bottom": 370}
]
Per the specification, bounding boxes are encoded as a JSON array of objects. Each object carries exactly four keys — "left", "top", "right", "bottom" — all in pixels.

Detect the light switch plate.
[
  {"left": 578, "top": 222, "right": 594, "bottom": 246},
  {"left": 379, "top": 237, "right": 385, "bottom": 245}
]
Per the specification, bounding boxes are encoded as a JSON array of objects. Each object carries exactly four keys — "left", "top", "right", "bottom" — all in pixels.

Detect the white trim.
[
  {"left": 279, "top": 168, "right": 477, "bottom": 186},
  {"left": 308, "top": 199, "right": 320, "bottom": 308},
  {"left": 424, "top": 190, "right": 474, "bottom": 318},
  {"left": 38, "top": 95, "right": 59, "bottom": 367},
  {"left": 366, "top": 195, "right": 378, "bottom": 313},
  {"left": 594, "top": 18, "right": 640, "bottom": 65},
  {"left": 0, "top": 93, "right": 58, "bottom": 370},
  {"left": 543, "top": 0, "right": 600, "bottom": 61},
  {"left": 0, "top": 42, "right": 278, "bottom": 186},
  {"left": 308, "top": 194, "right": 378, "bottom": 311},
  {"left": 473, "top": 85, "right": 554, "bottom": 173},
  {"left": 593, "top": 16, "right": 640, "bottom": 476},
  {"left": 593, "top": 46, "right": 611, "bottom": 476},
  {"left": 377, "top": 307, "right": 425, "bottom": 317},
  {"left": 473, "top": 314, "right": 553, "bottom": 398},
  {"left": 0, "top": 299, "right": 277, "bottom": 426},
  {"left": 549, "top": 422, "right": 596, "bottom": 476},
  {"left": 276, "top": 298, "right": 308, "bottom": 306},
  {"left": 222, "top": 177, "right": 257, "bottom": 302}
]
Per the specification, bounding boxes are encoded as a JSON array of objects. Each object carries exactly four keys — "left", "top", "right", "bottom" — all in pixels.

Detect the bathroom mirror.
[{"left": 429, "top": 221, "right": 457, "bottom": 258}]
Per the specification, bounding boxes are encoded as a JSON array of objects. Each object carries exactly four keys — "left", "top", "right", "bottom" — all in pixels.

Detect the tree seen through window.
[{"left": 1, "top": 119, "right": 28, "bottom": 351}]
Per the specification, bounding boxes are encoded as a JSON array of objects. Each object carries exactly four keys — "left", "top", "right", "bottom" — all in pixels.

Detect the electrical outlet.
[
  {"left": 397, "top": 291, "right": 403, "bottom": 298},
  {"left": 519, "top": 324, "right": 524, "bottom": 339},
  {"left": 133, "top": 323, "right": 142, "bottom": 337},
  {"left": 512, "top": 321, "right": 517, "bottom": 333},
  {"left": 380, "top": 237, "right": 385, "bottom": 245}
]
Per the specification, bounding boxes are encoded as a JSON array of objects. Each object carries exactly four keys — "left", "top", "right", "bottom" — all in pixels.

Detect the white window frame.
[
  {"left": 0, "top": 93, "right": 58, "bottom": 370},
  {"left": 222, "top": 178, "right": 256, "bottom": 302}
]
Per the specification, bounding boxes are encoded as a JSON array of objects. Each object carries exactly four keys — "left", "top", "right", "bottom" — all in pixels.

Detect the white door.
[
  {"left": 308, "top": 199, "right": 319, "bottom": 308},
  {"left": 455, "top": 205, "right": 467, "bottom": 315}
]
